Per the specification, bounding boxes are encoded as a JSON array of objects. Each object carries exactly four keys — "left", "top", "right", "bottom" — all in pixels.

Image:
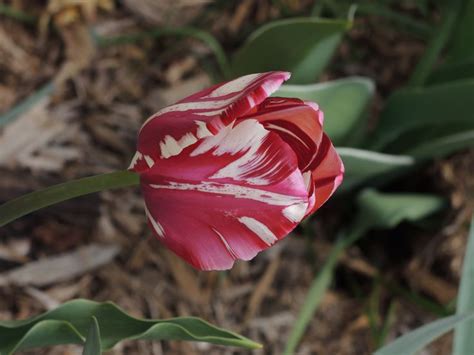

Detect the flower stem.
[{"left": 0, "top": 170, "right": 139, "bottom": 227}]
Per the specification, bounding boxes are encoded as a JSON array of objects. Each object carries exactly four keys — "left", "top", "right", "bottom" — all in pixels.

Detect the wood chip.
[
  {"left": 244, "top": 254, "right": 281, "bottom": 323},
  {"left": 405, "top": 262, "right": 457, "bottom": 304},
  {"left": 163, "top": 250, "right": 210, "bottom": 305},
  {"left": 0, "top": 244, "right": 120, "bottom": 287},
  {"left": 0, "top": 96, "right": 81, "bottom": 172}
]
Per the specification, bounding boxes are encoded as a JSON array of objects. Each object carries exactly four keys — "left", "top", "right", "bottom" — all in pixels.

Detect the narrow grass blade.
[
  {"left": 445, "top": 0, "right": 474, "bottom": 65},
  {"left": 408, "top": 0, "right": 463, "bottom": 87},
  {"left": 284, "top": 227, "right": 367, "bottom": 354},
  {"left": 0, "top": 82, "right": 54, "bottom": 127},
  {"left": 453, "top": 215, "right": 474, "bottom": 355}
]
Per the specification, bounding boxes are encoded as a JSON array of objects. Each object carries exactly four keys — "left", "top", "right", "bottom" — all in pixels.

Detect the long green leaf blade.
[
  {"left": 370, "top": 78, "right": 474, "bottom": 152},
  {"left": 453, "top": 215, "right": 474, "bottom": 355},
  {"left": 407, "top": 130, "right": 474, "bottom": 159},
  {"left": 375, "top": 313, "right": 474, "bottom": 355},
  {"left": 283, "top": 241, "right": 342, "bottom": 355},
  {"left": 0, "top": 299, "right": 261, "bottom": 354}
]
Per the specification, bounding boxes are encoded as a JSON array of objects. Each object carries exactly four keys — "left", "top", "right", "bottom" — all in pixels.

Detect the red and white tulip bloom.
[{"left": 129, "top": 72, "right": 344, "bottom": 270}]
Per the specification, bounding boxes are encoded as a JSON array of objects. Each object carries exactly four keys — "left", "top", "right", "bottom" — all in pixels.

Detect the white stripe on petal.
[
  {"left": 142, "top": 96, "right": 239, "bottom": 128},
  {"left": 144, "top": 155, "right": 155, "bottom": 168},
  {"left": 159, "top": 135, "right": 181, "bottom": 159},
  {"left": 195, "top": 120, "right": 212, "bottom": 138},
  {"left": 264, "top": 123, "right": 310, "bottom": 149},
  {"left": 178, "top": 132, "right": 198, "bottom": 148},
  {"left": 212, "top": 227, "right": 237, "bottom": 259},
  {"left": 191, "top": 119, "right": 268, "bottom": 157},
  {"left": 128, "top": 151, "right": 142, "bottom": 169},
  {"left": 149, "top": 181, "right": 305, "bottom": 206},
  {"left": 283, "top": 202, "right": 308, "bottom": 222},
  {"left": 238, "top": 216, "right": 278, "bottom": 246},
  {"left": 145, "top": 205, "right": 165, "bottom": 238},
  {"left": 303, "top": 171, "right": 312, "bottom": 190},
  {"left": 204, "top": 73, "right": 261, "bottom": 98}
]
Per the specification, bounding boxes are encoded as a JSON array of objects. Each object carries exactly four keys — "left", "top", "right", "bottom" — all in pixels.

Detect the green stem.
[
  {"left": 0, "top": 171, "right": 139, "bottom": 227},
  {"left": 284, "top": 223, "right": 369, "bottom": 354}
]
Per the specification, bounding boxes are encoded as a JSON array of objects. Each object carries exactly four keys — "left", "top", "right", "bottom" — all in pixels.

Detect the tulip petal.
[
  {"left": 240, "top": 97, "right": 343, "bottom": 215},
  {"left": 241, "top": 97, "right": 324, "bottom": 171},
  {"left": 129, "top": 72, "right": 290, "bottom": 173},
  {"left": 307, "top": 133, "right": 344, "bottom": 214},
  {"left": 140, "top": 119, "right": 308, "bottom": 270}
]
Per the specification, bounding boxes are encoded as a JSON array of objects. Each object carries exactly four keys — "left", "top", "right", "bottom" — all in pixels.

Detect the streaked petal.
[
  {"left": 307, "top": 133, "right": 344, "bottom": 214},
  {"left": 129, "top": 71, "right": 290, "bottom": 172},
  {"left": 240, "top": 97, "right": 343, "bottom": 215},
  {"left": 240, "top": 97, "right": 324, "bottom": 171},
  {"left": 140, "top": 119, "right": 308, "bottom": 270}
]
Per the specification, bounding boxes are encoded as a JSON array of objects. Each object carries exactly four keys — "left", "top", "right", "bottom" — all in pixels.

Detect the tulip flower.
[{"left": 129, "top": 71, "right": 344, "bottom": 270}]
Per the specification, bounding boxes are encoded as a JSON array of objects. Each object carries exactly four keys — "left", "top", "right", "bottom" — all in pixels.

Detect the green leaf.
[
  {"left": 83, "top": 317, "right": 101, "bottom": 355},
  {"left": 337, "top": 148, "right": 415, "bottom": 191},
  {"left": 375, "top": 313, "right": 474, "bottom": 355},
  {"left": 406, "top": 130, "right": 474, "bottom": 159},
  {"left": 274, "top": 77, "right": 374, "bottom": 145},
  {"left": 446, "top": 0, "right": 474, "bottom": 65},
  {"left": 370, "top": 78, "right": 474, "bottom": 152},
  {"left": 355, "top": 189, "right": 445, "bottom": 230},
  {"left": 453, "top": 215, "right": 474, "bottom": 355},
  {"left": 232, "top": 17, "right": 349, "bottom": 84},
  {"left": 429, "top": 58, "right": 474, "bottom": 84},
  {"left": 0, "top": 299, "right": 261, "bottom": 354}
]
